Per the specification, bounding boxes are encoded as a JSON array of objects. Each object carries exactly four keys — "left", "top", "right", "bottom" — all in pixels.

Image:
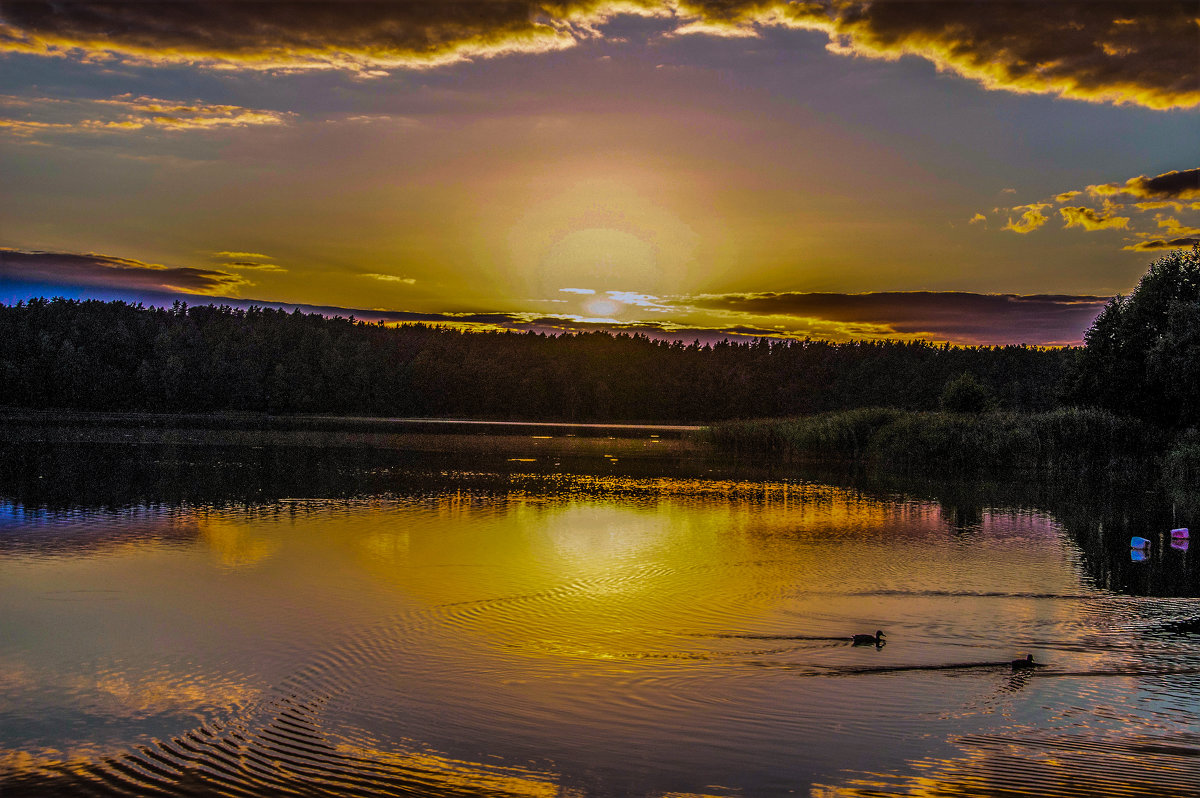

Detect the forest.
[
  {"left": 0, "top": 298, "right": 1070, "bottom": 422},
  {"left": 1, "top": 248, "right": 1195, "bottom": 427}
]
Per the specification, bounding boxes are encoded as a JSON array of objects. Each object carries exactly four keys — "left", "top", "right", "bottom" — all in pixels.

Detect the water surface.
[{"left": 1, "top": 446, "right": 1198, "bottom": 797}]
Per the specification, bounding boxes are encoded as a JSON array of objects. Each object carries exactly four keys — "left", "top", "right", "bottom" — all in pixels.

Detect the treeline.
[{"left": 0, "top": 298, "right": 1072, "bottom": 422}]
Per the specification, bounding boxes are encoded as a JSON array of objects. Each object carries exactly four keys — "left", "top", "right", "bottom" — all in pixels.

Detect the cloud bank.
[
  {"left": 0, "top": 248, "right": 249, "bottom": 294},
  {"left": 0, "top": 1, "right": 1195, "bottom": 108},
  {"left": 681, "top": 291, "right": 1109, "bottom": 345}
]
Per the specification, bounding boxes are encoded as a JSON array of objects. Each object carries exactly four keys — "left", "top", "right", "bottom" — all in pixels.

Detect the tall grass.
[
  {"left": 1165, "top": 427, "right": 1200, "bottom": 484},
  {"left": 707, "top": 406, "right": 1164, "bottom": 478}
]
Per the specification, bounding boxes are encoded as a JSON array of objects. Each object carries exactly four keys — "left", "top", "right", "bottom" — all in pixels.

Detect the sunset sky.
[{"left": 0, "top": 1, "right": 1197, "bottom": 345}]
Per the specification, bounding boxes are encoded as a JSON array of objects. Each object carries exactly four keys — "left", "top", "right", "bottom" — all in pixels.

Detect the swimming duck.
[
  {"left": 1010, "top": 654, "right": 1037, "bottom": 670},
  {"left": 852, "top": 630, "right": 885, "bottom": 646}
]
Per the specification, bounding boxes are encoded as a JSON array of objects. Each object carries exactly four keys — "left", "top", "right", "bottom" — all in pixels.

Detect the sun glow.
[{"left": 540, "top": 227, "right": 658, "bottom": 293}]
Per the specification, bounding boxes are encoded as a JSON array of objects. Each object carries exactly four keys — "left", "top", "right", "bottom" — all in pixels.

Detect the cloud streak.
[
  {"left": 0, "top": 248, "right": 250, "bottom": 294},
  {"left": 0, "top": 2, "right": 1194, "bottom": 108},
  {"left": 1123, "top": 237, "right": 1200, "bottom": 252},
  {"left": 680, "top": 290, "right": 1110, "bottom": 345},
  {"left": 1089, "top": 168, "right": 1200, "bottom": 200},
  {"left": 0, "top": 93, "right": 289, "bottom": 137}
]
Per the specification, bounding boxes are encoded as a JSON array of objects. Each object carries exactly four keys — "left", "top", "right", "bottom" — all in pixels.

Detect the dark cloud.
[
  {"left": 0, "top": 1, "right": 593, "bottom": 71},
  {"left": 0, "top": 248, "right": 249, "bottom": 294},
  {"left": 0, "top": 1, "right": 1194, "bottom": 108},
  {"left": 791, "top": 0, "right": 1199, "bottom": 109},
  {"left": 683, "top": 291, "right": 1111, "bottom": 345},
  {"left": 1091, "top": 168, "right": 1200, "bottom": 200},
  {"left": 1123, "top": 237, "right": 1200, "bottom": 252}
]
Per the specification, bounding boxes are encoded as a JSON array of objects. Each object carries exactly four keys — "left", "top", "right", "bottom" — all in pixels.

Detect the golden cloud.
[
  {"left": 1059, "top": 205, "right": 1130, "bottom": 231},
  {"left": 994, "top": 168, "right": 1200, "bottom": 246},
  {"left": 213, "top": 250, "right": 272, "bottom": 259},
  {"left": 1154, "top": 214, "right": 1200, "bottom": 237},
  {"left": 0, "top": 1, "right": 1195, "bottom": 108},
  {"left": 1003, "top": 203, "right": 1050, "bottom": 234},
  {"left": 361, "top": 272, "right": 416, "bottom": 284},
  {"left": 0, "top": 92, "right": 288, "bottom": 137}
]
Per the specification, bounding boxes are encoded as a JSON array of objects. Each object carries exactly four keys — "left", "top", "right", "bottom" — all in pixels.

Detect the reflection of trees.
[
  {"left": 4, "top": 441, "right": 1196, "bottom": 596},
  {"left": 830, "top": 467, "right": 1200, "bottom": 599}
]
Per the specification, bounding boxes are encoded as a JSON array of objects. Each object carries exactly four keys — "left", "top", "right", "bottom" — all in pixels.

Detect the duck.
[
  {"left": 852, "top": 630, "right": 886, "bottom": 646},
  {"left": 1010, "top": 654, "right": 1037, "bottom": 670}
]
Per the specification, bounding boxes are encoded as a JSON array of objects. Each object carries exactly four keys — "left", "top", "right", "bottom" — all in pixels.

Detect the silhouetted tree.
[
  {"left": 940, "top": 372, "right": 992, "bottom": 413},
  {"left": 1073, "top": 246, "right": 1200, "bottom": 428}
]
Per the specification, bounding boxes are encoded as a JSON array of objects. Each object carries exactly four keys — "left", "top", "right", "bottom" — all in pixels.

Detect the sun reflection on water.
[{"left": 1, "top": 470, "right": 1198, "bottom": 796}]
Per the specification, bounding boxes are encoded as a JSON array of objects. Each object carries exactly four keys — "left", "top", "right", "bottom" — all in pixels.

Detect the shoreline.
[{"left": 0, "top": 408, "right": 705, "bottom": 458}]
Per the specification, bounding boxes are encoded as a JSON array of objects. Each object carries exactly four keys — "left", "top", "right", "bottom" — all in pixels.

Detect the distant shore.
[{"left": 0, "top": 408, "right": 705, "bottom": 459}]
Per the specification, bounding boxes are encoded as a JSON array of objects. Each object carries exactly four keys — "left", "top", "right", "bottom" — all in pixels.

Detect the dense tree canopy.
[
  {"left": 1074, "top": 247, "right": 1200, "bottom": 428},
  {"left": 0, "top": 298, "right": 1071, "bottom": 422}
]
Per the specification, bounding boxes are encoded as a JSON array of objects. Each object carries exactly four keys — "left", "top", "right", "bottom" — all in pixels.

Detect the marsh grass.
[
  {"left": 1165, "top": 427, "right": 1200, "bottom": 484},
  {"left": 707, "top": 407, "right": 1165, "bottom": 478}
]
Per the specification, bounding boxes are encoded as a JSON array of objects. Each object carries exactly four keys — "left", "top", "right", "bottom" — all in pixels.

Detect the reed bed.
[{"left": 707, "top": 406, "right": 1165, "bottom": 479}]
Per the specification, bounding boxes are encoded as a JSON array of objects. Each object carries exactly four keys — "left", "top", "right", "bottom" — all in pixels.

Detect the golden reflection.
[
  {"left": 63, "top": 669, "right": 258, "bottom": 719},
  {"left": 811, "top": 729, "right": 1192, "bottom": 797},
  {"left": 333, "top": 738, "right": 578, "bottom": 798},
  {"left": 343, "top": 476, "right": 926, "bottom": 669},
  {"left": 197, "top": 513, "right": 280, "bottom": 569},
  {"left": 0, "top": 745, "right": 114, "bottom": 782}
]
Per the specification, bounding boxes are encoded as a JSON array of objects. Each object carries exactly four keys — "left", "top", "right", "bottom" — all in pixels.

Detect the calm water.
[{"left": 1, "top": 443, "right": 1198, "bottom": 797}]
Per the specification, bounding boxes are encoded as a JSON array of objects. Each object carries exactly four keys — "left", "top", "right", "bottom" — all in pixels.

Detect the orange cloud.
[{"left": 0, "top": 2, "right": 1194, "bottom": 108}]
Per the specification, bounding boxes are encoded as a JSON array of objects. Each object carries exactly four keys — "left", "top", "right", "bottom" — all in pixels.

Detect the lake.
[{"left": 1, "top": 431, "right": 1198, "bottom": 797}]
